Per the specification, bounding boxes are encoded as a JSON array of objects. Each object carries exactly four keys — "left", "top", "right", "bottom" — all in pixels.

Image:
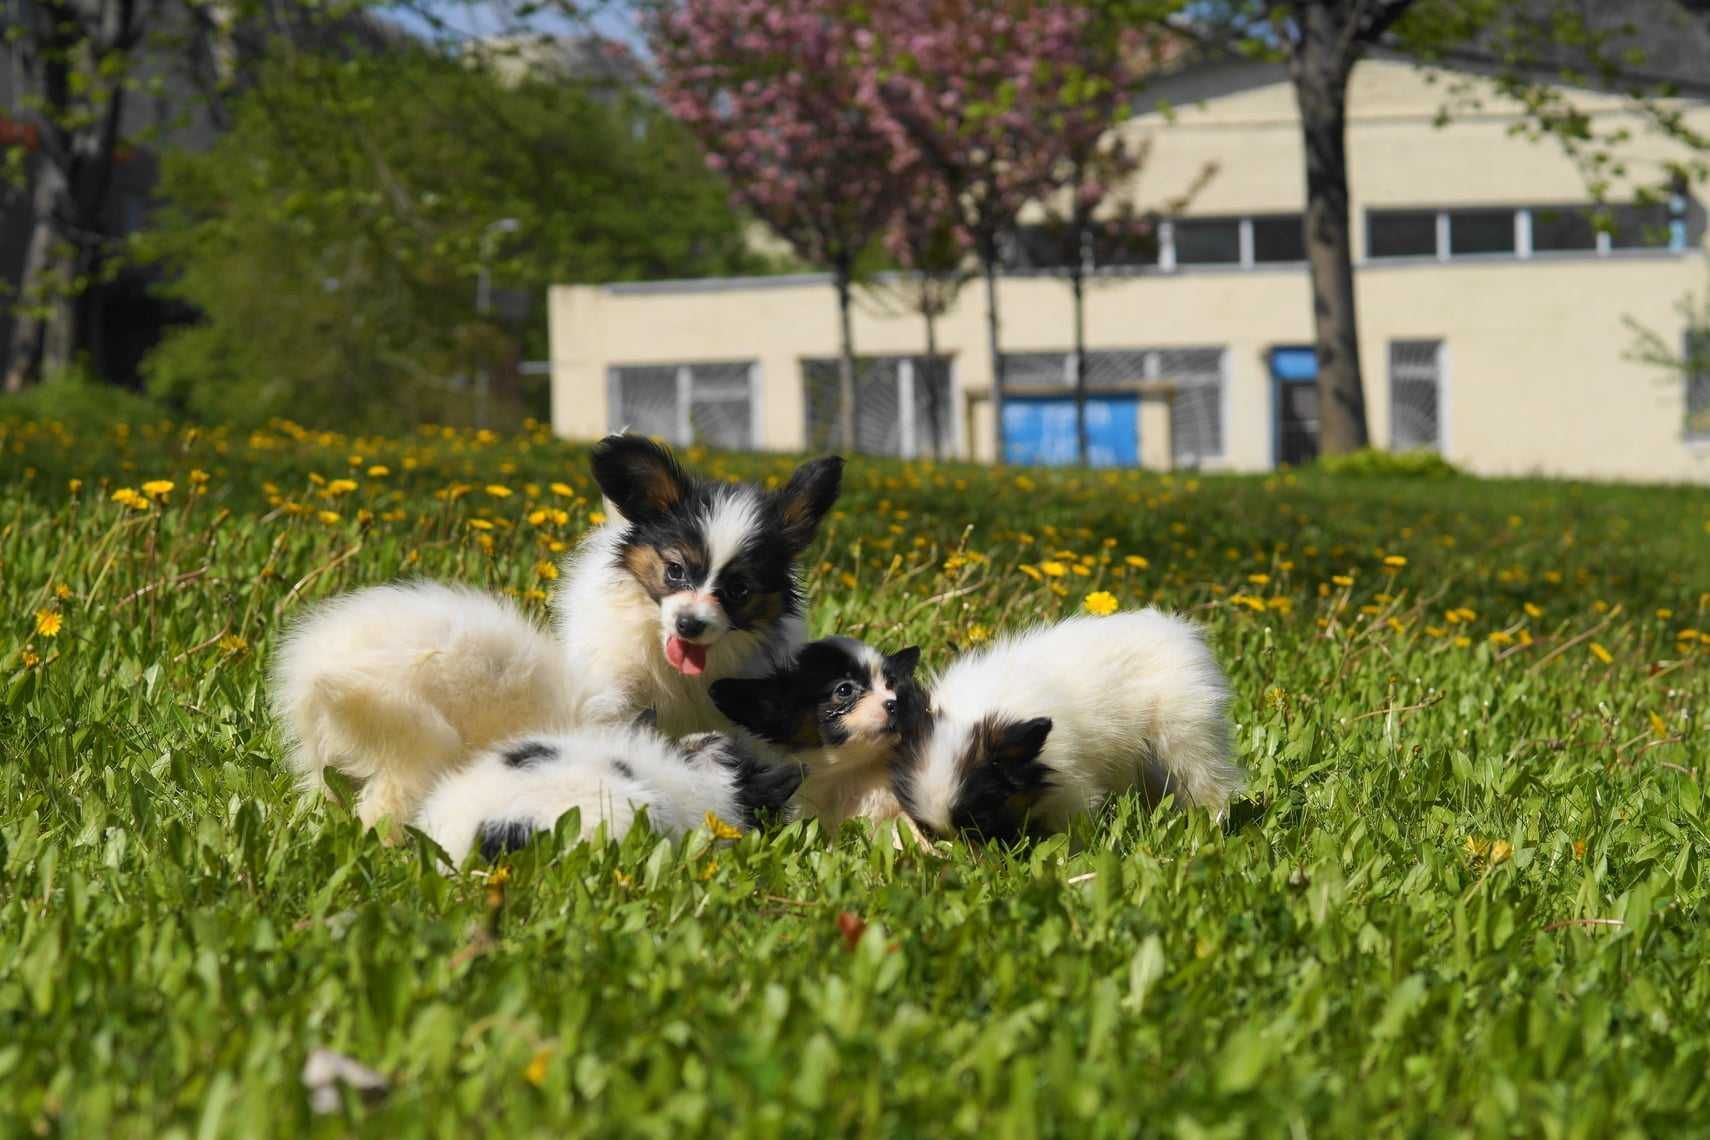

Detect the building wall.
[{"left": 549, "top": 59, "right": 1710, "bottom": 484}]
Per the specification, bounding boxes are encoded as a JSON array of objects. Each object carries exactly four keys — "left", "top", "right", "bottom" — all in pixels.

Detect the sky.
[{"left": 379, "top": 0, "right": 646, "bottom": 51}]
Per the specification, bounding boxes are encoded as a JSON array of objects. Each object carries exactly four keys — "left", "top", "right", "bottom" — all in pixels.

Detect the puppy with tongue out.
[{"left": 555, "top": 435, "right": 844, "bottom": 741}]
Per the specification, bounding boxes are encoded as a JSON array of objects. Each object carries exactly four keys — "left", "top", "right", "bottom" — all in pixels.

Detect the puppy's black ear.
[
  {"left": 590, "top": 435, "right": 691, "bottom": 522},
  {"left": 991, "top": 717, "right": 1053, "bottom": 773},
  {"left": 771, "top": 456, "right": 844, "bottom": 553},
  {"left": 887, "top": 646, "right": 922, "bottom": 678}
]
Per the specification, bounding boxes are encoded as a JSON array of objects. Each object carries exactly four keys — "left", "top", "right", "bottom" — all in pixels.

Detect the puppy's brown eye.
[
  {"left": 833, "top": 681, "right": 857, "bottom": 701},
  {"left": 664, "top": 561, "right": 687, "bottom": 586},
  {"left": 722, "top": 579, "right": 751, "bottom": 604}
]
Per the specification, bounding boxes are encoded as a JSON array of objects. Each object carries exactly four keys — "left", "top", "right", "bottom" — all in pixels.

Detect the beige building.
[{"left": 549, "top": 56, "right": 1710, "bottom": 483}]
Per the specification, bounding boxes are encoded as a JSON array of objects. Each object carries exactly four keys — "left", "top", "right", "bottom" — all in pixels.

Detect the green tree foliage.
[{"left": 137, "top": 44, "right": 765, "bottom": 429}]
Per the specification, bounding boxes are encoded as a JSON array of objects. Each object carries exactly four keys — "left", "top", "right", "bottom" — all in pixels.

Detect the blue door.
[
  {"left": 1267, "top": 346, "right": 1320, "bottom": 467},
  {"left": 1002, "top": 395, "right": 1140, "bottom": 467}
]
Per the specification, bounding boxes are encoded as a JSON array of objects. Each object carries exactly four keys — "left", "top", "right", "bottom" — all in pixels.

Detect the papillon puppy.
[
  {"left": 413, "top": 722, "right": 803, "bottom": 863},
  {"left": 892, "top": 609, "right": 1243, "bottom": 843},
  {"left": 711, "top": 636, "right": 927, "bottom": 835},
  {"left": 272, "top": 581, "right": 575, "bottom": 833},
  {"left": 555, "top": 435, "right": 843, "bottom": 737}
]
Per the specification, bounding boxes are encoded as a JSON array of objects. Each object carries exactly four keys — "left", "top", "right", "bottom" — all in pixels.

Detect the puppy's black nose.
[{"left": 675, "top": 614, "right": 707, "bottom": 638}]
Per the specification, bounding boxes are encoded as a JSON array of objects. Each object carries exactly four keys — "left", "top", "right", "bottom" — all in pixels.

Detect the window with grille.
[
  {"left": 1688, "top": 332, "right": 1710, "bottom": 442},
  {"left": 801, "top": 356, "right": 954, "bottom": 458},
  {"left": 1388, "top": 340, "right": 1443, "bottom": 451},
  {"left": 608, "top": 361, "right": 755, "bottom": 450},
  {"left": 996, "top": 346, "right": 1225, "bottom": 465}
]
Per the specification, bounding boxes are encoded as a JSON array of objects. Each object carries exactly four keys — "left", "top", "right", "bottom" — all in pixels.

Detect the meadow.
[{"left": 1, "top": 412, "right": 1707, "bottom": 1138}]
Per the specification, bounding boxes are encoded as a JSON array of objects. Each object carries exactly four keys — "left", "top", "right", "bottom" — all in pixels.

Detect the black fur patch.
[
  {"left": 699, "top": 736, "right": 804, "bottom": 828},
  {"left": 712, "top": 637, "right": 926, "bottom": 750},
  {"left": 947, "top": 717, "right": 1055, "bottom": 844},
  {"left": 502, "top": 740, "right": 557, "bottom": 769},
  {"left": 477, "top": 819, "right": 537, "bottom": 861},
  {"left": 612, "top": 759, "right": 634, "bottom": 780}
]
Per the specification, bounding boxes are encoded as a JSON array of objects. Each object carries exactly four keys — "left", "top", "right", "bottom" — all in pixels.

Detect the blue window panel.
[
  {"left": 1267, "top": 346, "right": 1318, "bottom": 381},
  {"left": 1002, "top": 396, "right": 1139, "bottom": 468}
]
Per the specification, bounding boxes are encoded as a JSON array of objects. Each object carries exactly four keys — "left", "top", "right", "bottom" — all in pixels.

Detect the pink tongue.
[{"left": 666, "top": 636, "right": 709, "bottom": 676}]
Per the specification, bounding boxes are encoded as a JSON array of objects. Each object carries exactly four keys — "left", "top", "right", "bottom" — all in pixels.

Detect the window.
[
  {"left": 1368, "top": 210, "right": 1438, "bottom": 258},
  {"left": 1173, "top": 218, "right": 1242, "bottom": 265},
  {"left": 1530, "top": 205, "right": 1599, "bottom": 253},
  {"left": 1389, "top": 340, "right": 1443, "bottom": 451},
  {"left": 609, "top": 362, "right": 755, "bottom": 450},
  {"left": 1448, "top": 209, "right": 1514, "bottom": 256},
  {"left": 1688, "top": 332, "right": 1710, "bottom": 442},
  {"left": 998, "top": 347, "right": 1225, "bottom": 464},
  {"left": 803, "top": 356, "right": 953, "bottom": 458},
  {"left": 1251, "top": 215, "right": 1306, "bottom": 263},
  {"left": 1610, "top": 203, "right": 1672, "bottom": 250}
]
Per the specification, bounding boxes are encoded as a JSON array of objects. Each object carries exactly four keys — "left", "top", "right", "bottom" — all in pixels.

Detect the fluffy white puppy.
[
  {"left": 893, "top": 609, "right": 1243, "bottom": 842},
  {"left": 414, "top": 724, "right": 804, "bottom": 863},
  {"left": 272, "top": 581, "right": 575, "bottom": 833},
  {"left": 554, "top": 435, "right": 842, "bottom": 737}
]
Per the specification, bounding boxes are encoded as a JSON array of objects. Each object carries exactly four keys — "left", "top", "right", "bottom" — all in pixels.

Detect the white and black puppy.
[
  {"left": 414, "top": 722, "right": 803, "bottom": 864},
  {"left": 272, "top": 581, "right": 576, "bottom": 833},
  {"left": 556, "top": 435, "right": 843, "bottom": 737},
  {"left": 892, "top": 609, "right": 1243, "bottom": 844},
  {"left": 711, "top": 636, "right": 926, "bottom": 834}
]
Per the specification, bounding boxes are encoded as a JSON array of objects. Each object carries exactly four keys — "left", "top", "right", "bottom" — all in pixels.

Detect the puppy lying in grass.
[
  {"left": 272, "top": 581, "right": 575, "bottom": 836},
  {"left": 892, "top": 608, "right": 1243, "bottom": 843},
  {"left": 415, "top": 722, "right": 802, "bottom": 864},
  {"left": 711, "top": 636, "right": 929, "bottom": 842}
]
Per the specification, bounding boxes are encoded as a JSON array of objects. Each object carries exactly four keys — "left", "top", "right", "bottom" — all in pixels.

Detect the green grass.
[{"left": 1, "top": 414, "right": 1707, "bottom": 1138}]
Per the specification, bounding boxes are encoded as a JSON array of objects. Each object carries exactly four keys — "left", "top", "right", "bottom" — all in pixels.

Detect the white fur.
[
  {"left": 553, "top": 508, "right": 804, "bottom": 738},
  {"left": 702, "top": 493, "right": 763, "bottom": 580},
  {"left": 272, "top": 581, "right": 577, "bottom": 831},
  {"left": 414, "top": 725, "right": 749, "bottom": 863},
  {"left": 908, "top": 609, "right": 1242, "bottom": 832}
]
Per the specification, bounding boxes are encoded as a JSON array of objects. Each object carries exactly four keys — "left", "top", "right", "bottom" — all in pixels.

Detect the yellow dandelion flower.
[
  {"left": 1453, "top": 635, "right": 1472, "bottom": 648},
  {"left": 317, "top": 510, "right": 342, "bottom": 525},
  {"left": 141, "top": 480, "right": 174, "bottom": 498},
  {"left": 1124, "top": 555, "right": 1150, "bottom": 570},
  {"left": 1464, "top": 837, "right": 1513, "bottom": 865},
  {"left": 1247, "top": 573, "right": 1270, "bottom": 586},
  {"left": 550, "top": 482, "right": 574, "bottom": 497},
  {"left": 485, "top": 484, "right": 513, "bottom": 498},
  {"left": 1083, "top": 591, "right": 1119, "bottom": 616},
  {"left": 324, "top": 479, "right": 358, "bottom": 497},
  {"left": 547, "top": 540, "right": 568, "bottom": 554},
  {"left": 110, "top": 487, "right": 148, "bottom": 510},
  {"left": 588, "top": 511, "right": 608, "bottom": 526},
  {"left": 1040, "top": 561, "right": 1068, "bottom": 578},
  {"left": 468, "top": 518, "right": 495, "bottom": 531},
  {"left": 1523, "top": 602, "right": 1543, "bottom": 619},
  {"left": 475, "top": 534, "right": 495, "bottom": 553},
  {"left": 704, "top": 812, "right": 743, "bottom": 841},
  {"left": 68, "top": 478, "right": 83, "bottom": 494},
  {"left": 1018, "top": 564, "right": 1043, "bottom": 581},
  {"left": 218, "top": 633, "right": 249, "bottom": 655},
  {"left": 53, "top": 584, "right": 71, "bottom": 600},
  {"left": 1488, "top": 631, "right": 1514, "bottom": 646},
  {"left": 1382, "top": 555, "right": 1407, "bottom": 569},
  {"left": 1649, "top": 712, "right": 1669, "bottom": 738},
  {"left": 1589, "top": 642, "right": 1613, "bottom": 665},
  {"left": 21, "top": 646, "right": 41, "bottom": 669},
  {"left": 966, "top": 624, "right": 991, "bottom": 644},
  {"left": 1070, "top": 563, "right": 1091, "bottom": 577},
  {"left": 1656, "top": 608, "right": 1674, "bottom": 620},
  {"left": 1677, "top": 628, "right": 1702, "bottom": 642},
  {"left": 1572, "top": 839, "right": 1587, "bottom": 861},
  {"left": 839, "top": 572, "right": 858, "bottom": 589},
  {"left": 189, "top": 469, "right": 210, "bottom": 485},
  {"left": 524, "top": 1050, "right": 551, "bottom": 1088},
  {"left": 367, "top": 465, "right": 390, "bottom": 478},
  {"left": 1013, "top": 476, "right": 1036, "bottom": 492},
  {"left": 535, "top": 560, "right": 560, "bottom": 581},
  {"left": 34, "top": 610, "right": 62, "bottom": 638},
  {"left": 1332, "top": 574, "right": 1354, "bottom": 588}
]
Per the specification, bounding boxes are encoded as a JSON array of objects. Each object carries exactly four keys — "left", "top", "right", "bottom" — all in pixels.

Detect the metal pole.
[{"left": 475, "top": 218, "right": 519, "bottom": 428}]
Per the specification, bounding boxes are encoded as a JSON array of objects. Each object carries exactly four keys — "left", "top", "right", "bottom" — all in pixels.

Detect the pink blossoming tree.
[{"left": 651, "top": 0, "right": 912, "bottom": 452}]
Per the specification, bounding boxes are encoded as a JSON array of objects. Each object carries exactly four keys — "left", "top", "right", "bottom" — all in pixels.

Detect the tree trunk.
[
  {"left": 980, "top": 236, "right": 1006, "bottom": 464},
  {"left": 922, "top": 296, "right": 944, "bottom": 460},
  {"left": 833, "top": 260, "right": 858, "bottom": 454},
  {"left": 1291, "top": 6, "right": 1369, "bottom": 456},
  {"left": 3, "top": 169, "right": 71, "bottom": 393},
  {"left": 1071, "top": 259, "right": 1088, "bottom": 466}
]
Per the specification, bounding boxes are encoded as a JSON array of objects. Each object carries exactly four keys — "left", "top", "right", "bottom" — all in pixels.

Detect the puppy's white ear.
[
  {"left": 590, "top": 435, "right": 690, "bottom": 522},
  {"left": 771, "top": 456, "right": 844, "bottom": 553}
]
